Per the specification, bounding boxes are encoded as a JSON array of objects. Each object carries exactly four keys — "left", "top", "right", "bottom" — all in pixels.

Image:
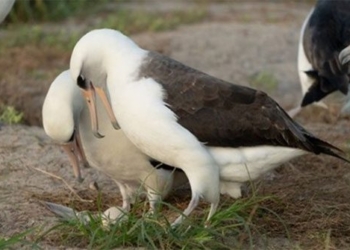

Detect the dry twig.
[{"left": 30, "top": 166, "right": 93, "bottom": 203}]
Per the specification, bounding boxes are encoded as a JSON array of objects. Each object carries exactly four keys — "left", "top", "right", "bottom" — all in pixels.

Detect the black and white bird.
[
  {"left": 70, "top": 29, "right": 349, "bottom": 226},
  {"left": 42, "top": 70, "right": 188, "bottom": 225},
  {"left": 289, "top": 0, "right": 350, "bottom": 117}
]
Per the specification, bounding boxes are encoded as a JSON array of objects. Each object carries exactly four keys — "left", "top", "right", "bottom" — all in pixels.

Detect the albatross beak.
[
  {"left": 74, "top": 126, "right": 90, "bottom": 169},
  {"left": 94, "top": 86, "right": 120, "bottom": 130},
  {"left": 61, "top": 137, "right": 83, "bottom": 183},
  {"left": 81, "top": 83, "right": 105, "bottom": 138}
]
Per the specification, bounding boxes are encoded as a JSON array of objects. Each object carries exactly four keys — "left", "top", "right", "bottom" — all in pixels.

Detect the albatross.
[
  {"left": 69, "top": 28, "right": 349, "bottom": 226},
  {"left": 289, "top": 0, "right": 350, "bottom": 117},
  {"left": 42, "top": 70, "right": 188, "bottom": 224}
]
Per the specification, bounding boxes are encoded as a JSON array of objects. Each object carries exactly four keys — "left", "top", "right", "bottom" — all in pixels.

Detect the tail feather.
[{"left": 305, "top": 135, "right": 350, "bottom": 163}]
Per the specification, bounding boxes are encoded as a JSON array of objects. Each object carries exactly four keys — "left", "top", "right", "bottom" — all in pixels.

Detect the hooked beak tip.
[
  {"left": 112, "top": 121, "right": 121, "bottom": 130},
  {"left": 93, "top": 131, "right": 105, "bottom": 138}
]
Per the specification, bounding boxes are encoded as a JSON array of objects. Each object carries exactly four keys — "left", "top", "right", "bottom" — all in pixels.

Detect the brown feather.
[{"left": 138, "top": 51, "right": 348, "bottom": 161}]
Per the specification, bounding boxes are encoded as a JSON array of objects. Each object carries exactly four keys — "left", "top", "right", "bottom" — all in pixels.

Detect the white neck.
[
  {"left": 71, "top": 29, "right": 148, "bottom": 90},
  {"left": 105, "top": 47, "right": 148, "bottom": 86}
]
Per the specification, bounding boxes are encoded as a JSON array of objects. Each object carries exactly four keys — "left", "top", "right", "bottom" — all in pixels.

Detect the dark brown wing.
[{"left": 138, "top": 51, "right": 346, "bottom": 158}]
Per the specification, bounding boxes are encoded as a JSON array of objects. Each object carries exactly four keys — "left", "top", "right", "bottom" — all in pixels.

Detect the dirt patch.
[
  {"left": 255, "top": 120, "right": 350, "bottom": 249},
  {"left": 1, "top": 1, "right": 350, "bottom": 249}
]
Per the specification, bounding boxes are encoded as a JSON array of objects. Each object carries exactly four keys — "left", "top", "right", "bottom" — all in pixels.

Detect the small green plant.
[
  {"left": 0, "top": 229, "right": 35, "bottom": 249},
  {"left": 249, "top": 71, "right": 279, "bottom": 93},
  {"left": 37, "top": 195, "right": 286, "bottom": 249},
  {"left": 0, "top": 105, "right": 23, "bottom": 124}
]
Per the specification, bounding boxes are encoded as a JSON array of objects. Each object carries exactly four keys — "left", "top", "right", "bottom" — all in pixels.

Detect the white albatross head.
[
  {"left": 42, "top": 70, "right": 83, "bottom": 143},
  {"left": 42, "top": 70, "right": 86, "bottom": 181},
  {"left": 69, "top": 29, "right": 144, "bottom": 137}
]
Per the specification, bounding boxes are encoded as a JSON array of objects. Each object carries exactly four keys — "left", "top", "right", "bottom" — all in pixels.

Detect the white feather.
[{"left": 209, "top": 146, "right": 305, "bottom": 198}]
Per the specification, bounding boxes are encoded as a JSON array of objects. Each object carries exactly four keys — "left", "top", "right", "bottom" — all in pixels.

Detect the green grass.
[
  {"left": 249, "top": 71, "right": 279, "bottom": 93},
  {"left": 7, "top": 0, "right": 109, "bottom": 23},
  {"left": 0, "top": 25, "right": 81, "bottom": 52},
  {"left": 0, "top": 229, "right": 36, "bottom": 249},
  {"left": 35, "top": 195, "right": 287, "bottom": 249},
  {"left": 0, "top": 106, "right": 23, "bottom": 125},
  {"left": 1, "top": 8, "right": 208, "bottom": 53},
  {"left": 99, "top": 9, "right": 208, "bottom": 34}
]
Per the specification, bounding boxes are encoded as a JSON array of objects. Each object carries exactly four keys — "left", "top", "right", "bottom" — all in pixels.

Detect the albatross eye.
[{"left": 77, "top": 75, "right": 87, "bottom": 89}]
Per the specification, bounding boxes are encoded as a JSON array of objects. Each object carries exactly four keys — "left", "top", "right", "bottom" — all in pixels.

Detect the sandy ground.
[{"left": 1, "top": 1, "right": 350, "bottom": 249}]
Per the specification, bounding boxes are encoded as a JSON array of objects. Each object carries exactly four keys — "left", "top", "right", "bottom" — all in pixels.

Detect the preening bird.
[
  {"left": 69, "top": 29, "right": 349, "bottom": 226},
  {"left": 289, "top": 0, "right": 350, "bottom": 117},
  {"left": 42, "top": 70, "right": 188, "bottom": 224}
]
